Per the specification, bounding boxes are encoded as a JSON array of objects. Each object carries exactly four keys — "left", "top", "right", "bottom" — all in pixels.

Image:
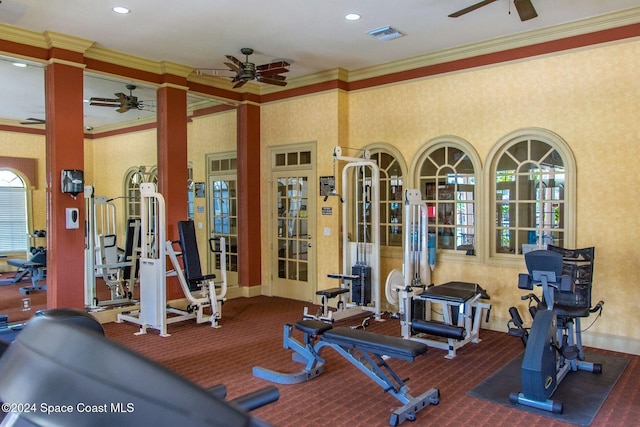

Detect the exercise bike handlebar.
[
  {"left": 521, "top": 293, "right": 541, "bottom": 304},
  {"left": 590, "top": 300, "right": 604, "bottom": 313}
]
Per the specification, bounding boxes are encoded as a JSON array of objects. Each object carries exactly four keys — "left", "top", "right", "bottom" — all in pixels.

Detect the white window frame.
[
  {"left": 0, "top": 170, "right": 29, "bottom": 253},
  {"left": 410, "top": 136, "right": 483, "bottom": 262},
  {"left": 365, "top": 143, "right": 407, "bottom": 258},
  {"left": 485, "top": 128, "right": 576, "bottom": 265}
]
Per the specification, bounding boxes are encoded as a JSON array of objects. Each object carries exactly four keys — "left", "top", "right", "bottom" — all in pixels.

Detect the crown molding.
[
  {"left": 84, "top": 45, "right": 162, "bottom": 74},
  {"left": 159, "top": 61, "right": 193, "bottom": 78},
  {"left": 0, "top": 23, "right": 48, "bottom": 49},
  {"left": 43, "top": 31, "right": 94, "bottom": 53},
  {"left": 89, "top": 116, "right": 157, "bottom": 136}
]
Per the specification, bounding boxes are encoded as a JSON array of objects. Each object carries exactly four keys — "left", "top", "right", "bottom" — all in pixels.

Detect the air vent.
[{"left": 367, "top": 26, "right": 404, "bottom": 41}]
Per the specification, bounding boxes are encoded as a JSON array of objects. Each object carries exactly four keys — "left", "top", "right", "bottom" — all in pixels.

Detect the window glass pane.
[
  {"left": 493, "top": 136, "right": 568, "bottom": 256},
  {"left": 0, "top": 179, "right": 28, "bottom": 252},
  {"left": 371, "top": 150, "right": 404, "bottom": 248},
  {"left": 300, "top": 151, "right": 311, "bottom": 164},
  {"left": 418, "top": 144, "right": 476, "bottom": 253},
  {"left": 287, "top": 152, "right": 298, "bottom": 165}
]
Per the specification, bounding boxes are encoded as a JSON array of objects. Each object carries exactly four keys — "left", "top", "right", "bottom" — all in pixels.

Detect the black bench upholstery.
[
  {"left": 322, "top": 327, "right": 428, "bottom": 361},
  {"left": 420, "top": 281, "right": 487, "bottom": 303}
]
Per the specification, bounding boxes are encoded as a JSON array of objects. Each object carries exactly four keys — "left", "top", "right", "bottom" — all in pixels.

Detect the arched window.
[
  {"left": 486, "top": 128, "right": 575, "bottom": 260},
  {"left": 123, "top": 166, "right": 158, "bottom": 221},
  {"left": 413, "top": 137, "right": 481, "bottom": 259},
  {"left": 0, "top": 170, "right": 28, "bottom": 252},
  {"left": 367, "top": 144, "right": 407, "bottom": 250}
]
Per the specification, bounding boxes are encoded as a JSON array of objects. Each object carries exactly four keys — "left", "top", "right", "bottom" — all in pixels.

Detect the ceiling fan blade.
[
  {"left": 257, "top": 76, "right": 287, "bottom": 87},
  {"left": 256, "top": 62, "right": 290, "bottom": 77},
  {"left": 89, "top": 97, "right": 120, "bottom": 103},
  {"left": 448, "top": 0, "right": 498, "bottom": 18},
  {"left": 233, "top": 79, "right": 248, "bottom": 89},
  {"left": 514, "top": 0, "right": 538, "bottom": 21},
  {"left": 89, "top": 101, "right": 120, "bottom": 107},
  {"left": 116, "top": 106, "right": 131, "bottom": 113},
  {"left": 224, "top": 62, "right": 240, "bottom": 73},
  {"left": 260, "top": 74, "right": 286, "bottom": 80},
  {"left": 20, "top": 118, "right": 46, "bottom": 125},
  {"left": 225, "top": 55, "right": 242, "bottom": 67}
]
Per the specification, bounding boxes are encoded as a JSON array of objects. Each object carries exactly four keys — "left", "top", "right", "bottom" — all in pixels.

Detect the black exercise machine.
[
  {"left": 507, "top": 246, "right": 604, "bottom": 413},
  {"left": 0, "top": 247, "right": 47, "bottom": 295},
  {"left": 0, "top": 311, "right": 278, "bottom": 427},
  {"left": 0, "top": 308, "right": 104, "bottom": 356},
  {"left": 253, "top": 319, "right": 440, "bottom": 426}
]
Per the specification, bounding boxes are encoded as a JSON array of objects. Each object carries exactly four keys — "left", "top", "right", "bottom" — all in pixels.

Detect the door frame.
[{"left": 267, "top": 142, "right": 317, "bottom": 302}]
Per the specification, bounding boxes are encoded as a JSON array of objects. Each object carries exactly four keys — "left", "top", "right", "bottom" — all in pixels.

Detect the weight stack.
[
  {"left": 413, "top": 298, "right": 428, "bottom": 321},
  {"left": 351, "top": 264, "right": 371, "bottom": 305}
]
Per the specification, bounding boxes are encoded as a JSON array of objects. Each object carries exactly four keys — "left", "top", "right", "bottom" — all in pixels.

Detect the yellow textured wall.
[
  {"left": 89, "top": 128, "right": 157, "bottom": 235},
  {"left": 260, "top": 92, "right": 344, "bottom": 297},
  {"left": 188, "top": 110, "right": 238, "bottom": 270},
  {"left": 0, "top": 130, "right": 47, "bottom": 239},
  {"left": 347, "top": 40, "right": 640, "bottom": 348}
]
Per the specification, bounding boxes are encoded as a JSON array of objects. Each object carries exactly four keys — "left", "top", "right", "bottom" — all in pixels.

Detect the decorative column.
[
  {"left": 44, "top": 32, "right": 94, "bottom": 308},
  {"left": 156, "top": 63, "right": 190, "bottom": 299},
  {"left": 237, "top": 102, "right": 262, "bottom": 289}
]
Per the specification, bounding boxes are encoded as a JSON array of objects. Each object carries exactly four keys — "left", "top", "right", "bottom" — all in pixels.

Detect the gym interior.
[{"left": 1, "top": 3, "right": 640, "bottom": 426}]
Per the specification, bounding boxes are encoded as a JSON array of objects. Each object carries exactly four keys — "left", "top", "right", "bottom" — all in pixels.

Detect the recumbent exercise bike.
[{"left": 507, "top": 246, "right": 603, "bottom": 413}]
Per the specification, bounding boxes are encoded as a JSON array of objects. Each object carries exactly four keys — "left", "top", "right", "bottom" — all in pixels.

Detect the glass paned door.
[
  {"left": 209, "top": 175, "right": 238, "bottom": 287},
  {"left": 271, "top": 173, "right": 315, "bottom": 301}
]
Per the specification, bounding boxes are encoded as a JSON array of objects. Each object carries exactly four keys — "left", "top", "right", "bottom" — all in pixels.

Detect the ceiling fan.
[
  {"left": 224, "top": 48, "right": 290, "bottom": 89},
  {"left": 449, "top": 0, "right": 538, "bottom": 22},
  {"left": 89, "top": 84, "right": 154, "bottom": 113}
]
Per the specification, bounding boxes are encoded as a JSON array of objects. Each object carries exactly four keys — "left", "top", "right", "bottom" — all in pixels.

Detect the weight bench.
[
  {"left": 0, "top": 248, "right": 47, "bottom": 295},
  {"left": 302, "top": 287, "right": 350, "bottom": 322},
  {"left": 253, "top": 320, "right": 440, "bottom": 426},
  {"left": 409, "top": 281, "right": 491, "bottom": 359}
]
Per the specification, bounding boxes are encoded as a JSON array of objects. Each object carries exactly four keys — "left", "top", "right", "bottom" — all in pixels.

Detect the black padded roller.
[{"left": 411, "top": 319, "right": 466, "bottom": 340}]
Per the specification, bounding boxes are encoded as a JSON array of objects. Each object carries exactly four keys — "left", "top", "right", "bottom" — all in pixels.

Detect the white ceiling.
[{"left": 0, "top": 0, "right": 639, "bottom": 129}]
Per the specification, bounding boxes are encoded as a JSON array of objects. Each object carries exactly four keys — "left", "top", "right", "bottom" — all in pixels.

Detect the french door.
[{"left": 270, "top": 144, "right": 316, "bottom": 301}]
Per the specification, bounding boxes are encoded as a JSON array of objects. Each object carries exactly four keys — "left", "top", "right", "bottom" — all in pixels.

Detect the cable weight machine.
[{"left": 309, "top": 146, "right": 382, "bottom": 322}]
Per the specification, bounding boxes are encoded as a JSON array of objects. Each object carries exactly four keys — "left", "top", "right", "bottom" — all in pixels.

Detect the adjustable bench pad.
[
  {"left": 322, "top": 327, "right": 428, "bottom": 361},
  {"left": 316, "top": 287, "right": 349, "bottom": 298}
]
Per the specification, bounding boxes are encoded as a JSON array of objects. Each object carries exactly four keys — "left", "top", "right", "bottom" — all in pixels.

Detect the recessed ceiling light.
[
  {"left": 12, "top": 62, "right": 27, "bottom": 68},
  {"left": 345, "top": 13, "right": 361, "bottom": 21},
  {"left": 112, "top": 6, "right": 130, "bottom": 14}
]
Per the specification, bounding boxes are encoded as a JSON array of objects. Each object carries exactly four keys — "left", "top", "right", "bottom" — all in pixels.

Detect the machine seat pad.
[
  {"left": 323, "top": 327, "right": 428, "bottom": 361},
  {"left": 316, "top": 287, "right": 349, "bottom": 298},
  {"left": 7, "top": 259, "right": 28, "bottom": 268},
  {"left": 327, "top": 273, "right": 359, "bottom": 280},
  {"left": 421, "top": 281, "right": 483, "bottom": 303},
  {"left": 295, "top": 320, "right": 333, "bottom": 336},
  {"left": 554, "top": 305, "right": 590, "bottom": 318}
]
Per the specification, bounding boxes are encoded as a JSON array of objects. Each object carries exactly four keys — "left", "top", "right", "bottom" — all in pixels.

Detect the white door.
[{"left": 270, "top": 145, "right": 316, "bottom": 301}]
